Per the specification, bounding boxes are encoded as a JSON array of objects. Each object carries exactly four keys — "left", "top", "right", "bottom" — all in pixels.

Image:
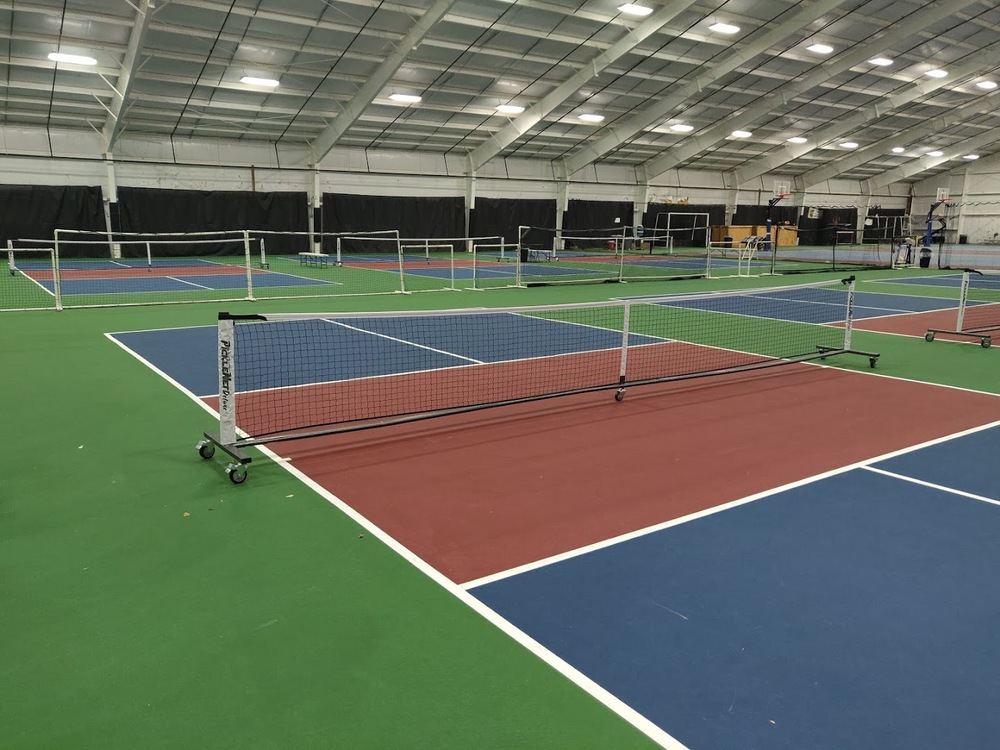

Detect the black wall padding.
[
  {"left": 732, "top": 205, "right": 799, "bottom": 225},
  {"left": 471, "top": 197, "right": 556, "bottom": 249},
  {"left": 0, "top": 185, "right": 105, "bottom": 258},
  {"left": 118, "top": 188, "right": 308, "bottom": 256},
  {"left": 323, "top": 194, "right": 464, "bottom": 240},
  {"left": 563, "top": 200, "right": 634, "bottom": 233}
]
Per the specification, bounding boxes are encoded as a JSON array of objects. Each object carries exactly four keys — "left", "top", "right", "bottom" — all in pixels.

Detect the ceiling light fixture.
[
  {"left": 709, "top": 22, "right": 740, "bottom": 34},
  {"left": 868, "top": 57, "right": 893, "bottom": 66},
  {"left": 839, "top": 142, "right": 859, "bottom": 149},
  {"left": 891, "top": 147, "right": 906, "bottom": 154},
  {"left": 964, "top": 154, "right": 980, "bottom": 160},
  {"left": 927, "top": 150, "right": 944, "bottom": 157},
  {"left": 618, "top": 3, "right": 654, "bottom": 16},
  {"left": 670, "top": 123, "right": 694, "bottom": 132},
  {"left": 48, "top": 52, "right": 97, "bottom": 66},
  {"left": 731, "top": 130, "right": 752, "bottom": 138},
  {"left": 975, "top": 80, "right": 998, "bottom": 90},
  {"left": 388, "top": 93, "right": 422, "bottom": 103},
  {"left": 807, "top": 43, "right": 834, "bottom": 54},
  {"left": 495, "top": 104, "right": 525, "bottom": 114},
  {"left": 579, "top": 113, "right": 605, "bottom": 122},
  {"left": 787, "top": 136, "right": 808, "bottom": 144},
  {"left": 925, "top": 69, "right": 948, "bottom": 78},
  {"left": 240, "top": 76, "right": 279, "bottom": 87}
]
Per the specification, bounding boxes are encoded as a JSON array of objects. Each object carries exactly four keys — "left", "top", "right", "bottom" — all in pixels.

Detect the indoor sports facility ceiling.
[{"left": 1, "top": 0, "right": 999, "bottom": 188}]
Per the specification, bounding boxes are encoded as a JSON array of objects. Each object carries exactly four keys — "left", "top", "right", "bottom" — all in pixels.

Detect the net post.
[
  {"left": 217, "top": 314, "right": 237, "bottom": 447},
  {"left": 6, "top": 240, "right": 14, "bottom": 273},
  {"left": 516, "top": 226, "right": 527, "bottom": 288},
  {"left": 448, "top": 240, "right": 456, "bottom": 291},
  {"left": 472, "top": 242, "right": 479, "bottom": 290},
  {"left": 956, "top": 270, "right": 971, "bottom": 331},
  {"left": 704, "top": 242, "right": 713, "bottom": 278},
  {"left": 336, "top": 236, "right": 342, "bottom": 265},
  {"left": 259, "top": 237, "right": 268, "bottom": 269},
  {"left": 619, "top": 301, "right": 631, "bottom": 389},
  {"left": 842, "top": 275, "right": 856, "bottom": 350},
  {"left": 396, "top": 230, "right": 407, "bottom": 293},
  {"left": 243, "top": 230, "right": 255, "bottom": 301},
  {"left": 146, "top": 241, "right": 152, "bottom": 270},
  {"left": 53, "top": 234, "right": 63, "bottom": 311}
]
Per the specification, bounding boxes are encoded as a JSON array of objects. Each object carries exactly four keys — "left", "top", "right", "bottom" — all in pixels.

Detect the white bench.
[{"left": 299, "top": 252, "right": 332, "bottom": 267}]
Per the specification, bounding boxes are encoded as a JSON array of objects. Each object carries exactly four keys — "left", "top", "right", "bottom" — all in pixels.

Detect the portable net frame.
[
  {"left": 925, "top": 270, "right": 1000, "bottom": 348},
  {"left": 4, "top": 241, "right": 59, "bottom": 311},
  {"left": 197, "top": 277, "right": 880, "bottom": 482},
  {"left": 518, "top": 224, "right": 712, "bottom": 285},
  {"left": 770, "top": 225, "right": 894, "bottom": 274}
]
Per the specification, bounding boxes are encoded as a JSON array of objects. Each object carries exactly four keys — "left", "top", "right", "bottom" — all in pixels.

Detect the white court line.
[
  {"left": 322, "top": 319, "right": 486, "bottom": 364},
  {"left": 861, "top": 466, "right": 1000, "bottom": 508},
  {"left": 462, "top": 418, "right": 1000, "bottom": 590},
  {"left": 168, "top": 275, "right": 215, "bottom": 290},
  {"left": 105, "top": 329, "right": 687, "bottom": 750}
]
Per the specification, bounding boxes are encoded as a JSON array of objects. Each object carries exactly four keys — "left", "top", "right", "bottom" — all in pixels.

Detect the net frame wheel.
[
  {"left": 924, "top": 332, "right": 935, "bottom": 342},
  {"left": 869, "top": 356, "right": 878, "bottom": 368},
  {"left": 226, "top": 463, "right": 248, "bottom": 484},
  {"left": 982, "top": 337, "right": 992, "bottom": 349},
  {"left": 614, "top": 389, "right": 625, "bottom": 402},
  {"left": 197, "top": 440, "right": 216, "bottom": 459}
]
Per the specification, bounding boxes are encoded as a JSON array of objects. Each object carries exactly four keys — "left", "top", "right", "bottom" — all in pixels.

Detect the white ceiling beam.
[
  {"left": 559, "top": 0, "right": 852, "bottom": 177},
  {"left": 102, "top": 0, "right": 155, "bottom": 151},
  {"left": 864, "top": 128, "right": 1000, "bottom": 191},
  {"left": 796, "top": 94, "right": 1000, "bottom": 188},
  {"left": 641, "top": 0, "right": 980, "bottom": 181},
  {"left": 467, "top": 0, "right": 700, "bottom": 174},
  {"left": 727, "top": 34, "right": 1000, "bottom": 187},
  {"left": 309, "top": 0, "right": 459, "bottom": 162}
]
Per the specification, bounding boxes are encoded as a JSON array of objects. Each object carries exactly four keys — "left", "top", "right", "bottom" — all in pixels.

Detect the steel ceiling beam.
[
  {"left": 102, "top": 0, "right": 155, "bottom": 151},
  {"left": 641, "top": 0, "right": 980, "bottom": 181},
  {"left": 864, "top": 127, "right": 1000, "bottom": 190},
  {"left": 796, "top": 94, "right": 1000, "bottom": 188},
  {"left": 559, "top": 0, "right": 852, "bottom": 177},
  {"left": 467, "top": 0, "right": 700, "bottom": 174},
  {"left": 309, "top": 0, "right": 460, "bottom": 163}
]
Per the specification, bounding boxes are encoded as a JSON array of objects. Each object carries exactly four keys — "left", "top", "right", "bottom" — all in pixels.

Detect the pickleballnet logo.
[{"left": 219, "top": 338, "right": 233, "bottom": 411}]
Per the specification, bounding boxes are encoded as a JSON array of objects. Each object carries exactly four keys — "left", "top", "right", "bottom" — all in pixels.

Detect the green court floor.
[{"left": 2, "top": 268, "right": 996, "bottom": 749}]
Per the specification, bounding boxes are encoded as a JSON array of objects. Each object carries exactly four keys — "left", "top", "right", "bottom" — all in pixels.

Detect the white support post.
[
  {"left": 243, "top": 230, "right": 255, "bottom": 301},
  {"left": 843, "top": 277, "right": 856, "bottom": 351},
  {"left": 956, "top": 271, "right": 971, "bottom": 331},
  {"left": 218, "top": 317, "right": 237, "bottom": 446}
]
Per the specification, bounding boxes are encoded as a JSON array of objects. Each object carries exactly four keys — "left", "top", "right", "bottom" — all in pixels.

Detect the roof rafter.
[
  {"left": 467, "top": 0, "right": 701, "bottom": 174},
  {"left": 559, "top": 0, "right": 852, "bottom": 178},
  {"left": 102, "top": 0, "right": 155, "bottom": 151},
  {"left": 309, "top": 0, "right": 460, "bottom": 162},
  {"left": 641, "top": 0, "right": 980, "bottom": 182}
]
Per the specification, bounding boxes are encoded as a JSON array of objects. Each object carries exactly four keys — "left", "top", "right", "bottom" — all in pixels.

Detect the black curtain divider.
[
  {"left": 732, "top": 204, "right": 799, "bottom": 226},
  {"left": 1, "top": 185, "right": 105, "bottom": 258},
  {"left": 470, "top": 197, "right": 556, "bottom": 251},
  {"left": 323, "top": 193, "right": 464, "bottom": 241},
  {"left": 563, "top": 200, "right": 634, "bottom": 233},
  {"left": 117, "top": 187, "right": 308, "bottom": 256}
]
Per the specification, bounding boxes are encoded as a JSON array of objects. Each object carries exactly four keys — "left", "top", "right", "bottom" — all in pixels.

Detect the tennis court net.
[
  {"left": 926, "top": 270, "right": 1000, "bottom": 348},
  {"left": 198, "top": 277, "right": 880, "bottom": 482}
]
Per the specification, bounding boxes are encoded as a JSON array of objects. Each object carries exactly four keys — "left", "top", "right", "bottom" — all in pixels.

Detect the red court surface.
[
  {"left": 266, "top": 366, "right": 1000, "bottom": 584},
  {"left": 850, "top": 307, "right": 992, "bottom": 343}
]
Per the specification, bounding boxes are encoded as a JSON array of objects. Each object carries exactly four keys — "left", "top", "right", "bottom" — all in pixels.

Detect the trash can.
[
  {"left": 723, "top": 235, "right": 733, "bottom": 250},
  {"left": 519, "top": 245, "right": 529, "bottom": 263},
  {"left": 919, "top": 246, "right": 932, "bottom": 268},
  {"left": 959, "top": 234, "right": 968, "bottom": 245}
]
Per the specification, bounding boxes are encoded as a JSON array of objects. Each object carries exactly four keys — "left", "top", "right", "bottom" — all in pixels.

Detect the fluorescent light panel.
[
  {"left": 925, "top": 69, "right": 948, "bottom": 78},
  {"left": 839, "top": 142, "right": 859, "bottom": 149},
  {"left": 495, "top": 104, "right": 525, "bottom": 114},
  {"left": 976, "top": 80, "right": 998, "bottom": 90},
  {"left": 389, "top": 93, "right": 421, "bottom": 103},
  {"left": 891, "top": 147, "right": 906, "bottom": 153},
  {"left": 927, "top": 150, "right": 943, "bottom": 157},
  {"left": 618, "top": 3, "right": 654, "bottom": 16},
  {"left": 807, "top": 43, "right": 834, "bottom": 54},
  {"left": 964, "top": 154, "right": 980, "bottom": 160},
  {"left": 787, "top": 136, "right": 808, "bottom": 144},
  {"left": 48, "top": 52, "right": 96, "bottom": 66},
  {"left": 868, "top": 57, "right": 893, "bottom": 66},
  {"left": 579, "top": 113, "right": 605, "bottom": 122},
  {"left": 731, "top": 130, "right": 752, "bottom": 138},
  {"left": 240, "top": 76, "right": 279, "bottom": 87},
  {"left": 670, "top": 123, "right": 694, "bottom": 132},
  {"left": 709, "top": 22, "right": 740, "bottom": 34}
]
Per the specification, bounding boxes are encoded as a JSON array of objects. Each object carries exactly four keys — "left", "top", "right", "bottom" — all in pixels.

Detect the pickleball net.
[
  {"left": 198, "top": 277, "right": 880, "bottom": 480},
  {"left": 925, "top": 270, "right": 1000, "bottom": 348}
]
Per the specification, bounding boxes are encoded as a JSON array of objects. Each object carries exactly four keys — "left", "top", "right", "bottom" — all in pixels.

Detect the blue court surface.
[
  {"left": 471, "top": 425, "right": 1000, "bottom": 750},
  {"left": 110, "top": 312, "right": 665, "bottom": 398},
  {"left": 31, "top": 269, "right": 337, "bottom": 295}
]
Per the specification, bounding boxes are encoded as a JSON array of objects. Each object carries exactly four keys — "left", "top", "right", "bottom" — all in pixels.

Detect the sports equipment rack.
[{"left": 197, "top": 277, "right": 880, "bottom": 482}]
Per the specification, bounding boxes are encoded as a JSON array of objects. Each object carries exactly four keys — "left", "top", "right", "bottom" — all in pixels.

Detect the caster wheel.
[
  {"left": 982, "top": 338, "right": 992, "bottom": 349},
  {"left": 869, "top": 357, "right": 877, "bottom": 368},
  {"left": 197, "top": 440, "right": 216, "bottom": 459},
  {"left": 924, "top": 332, "right": 935, "bottom": 342},
  {"left": 226, "top": 464, "right": 248, "bottom": 484},
  {"left": 614, "top": 390, "right": 625, "bottom": 402}
]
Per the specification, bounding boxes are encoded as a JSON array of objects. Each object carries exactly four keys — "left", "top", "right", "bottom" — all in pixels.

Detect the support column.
[
  {"left": 310, "top": 169, "right": 322, "bottom": 253},
  {"left": 465, "top": 170, "right": 476, "bottom": 252},
  {"left": 103, "top": 154, "right": 121, "bottom": 258}
]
